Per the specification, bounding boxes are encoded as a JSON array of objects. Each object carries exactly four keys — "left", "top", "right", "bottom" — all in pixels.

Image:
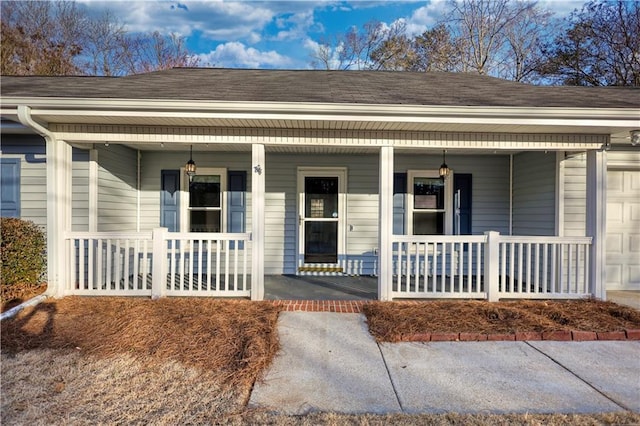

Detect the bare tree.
[
  {"left": 368, "top": 21, "right": 417, "bottom": 71},
  {"left": 309, "top": 20, "right": 405, "bottom": 70},
  {"left": 539, "top": 0, "right": 640, "bottom": 86},
  {"left": 122, "top": 31, "right": 200, "bottom": 75},
  {"left": 83, "top": 10, "right": 129, "bottom": 76},
  {"left": 1, "top": 0, "right": 200, "bottom": 76},
  {"left": 412, "top": 24, "right": 466, "bottom": 72},
  {"left": 1, "top": 1, "right": 85, "bottom": 75},
  {"left": 502, "top": 4, "right": 554, "bottom": 82},
  {"left": 309, "top": 37, "right": 337, "bottom": 70},
  {"left": 445, "top": 0, "right": 539, "bottom": 76}
]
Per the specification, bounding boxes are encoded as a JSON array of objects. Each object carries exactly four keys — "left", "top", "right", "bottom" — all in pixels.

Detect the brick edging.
[
  {"left": 268, "top": 301, "right": 640, "bottom": 342},
  {"left": 401, "top": 329, "right": 640, "bottom": 342}
]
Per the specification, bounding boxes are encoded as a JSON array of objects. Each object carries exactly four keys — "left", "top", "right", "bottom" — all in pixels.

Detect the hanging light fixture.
[
  {"left": 439, "top": 149, "right": 450, "bottom": 179},
  {"left": 185, "top": 145, "right": 196, "bottom": 181}
]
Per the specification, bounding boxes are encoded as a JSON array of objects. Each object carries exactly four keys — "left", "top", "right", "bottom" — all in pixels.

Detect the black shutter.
[
  {"left": 453, "top": 173, "right": 472, "bottom": 235},
  {"left": 0, "top": 158, "right": 20, "bottom": 217},
  {"left": 228, "top": 170, "right": 247, "bottom": 248},
  {"left": 160, "top": 170, "right": 180, "bottom": 232},
  {"left": 393, "top": 172, "right": 407, "bottom": 235}
]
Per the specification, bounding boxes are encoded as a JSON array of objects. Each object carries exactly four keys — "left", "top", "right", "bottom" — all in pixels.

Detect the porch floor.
[{"left": 264, "top": 275, "right": 378, "bottom": 301}]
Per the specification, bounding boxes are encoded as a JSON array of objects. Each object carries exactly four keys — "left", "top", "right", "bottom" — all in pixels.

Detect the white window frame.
[
  {"left": 407, "top": 170, "right": 453, "bottom": 235},
  {"left": 180, "top": 167, "right": 227, "bottom": 233}
]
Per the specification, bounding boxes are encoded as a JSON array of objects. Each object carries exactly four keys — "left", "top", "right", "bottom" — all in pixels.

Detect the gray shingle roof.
[{"left": 1, "top": 68, "right": 639, "bottom": 108}]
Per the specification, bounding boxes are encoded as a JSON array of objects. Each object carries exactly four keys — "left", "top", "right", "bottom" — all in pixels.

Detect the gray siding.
[
  {"left": 562, "top": 152, "right": 587, "bottom": 237},
  {"left": 397, "top": 154, "right": 511, "bottom": 235},
  {"left": 1, "top": 134, "right": 89, "bottom": 231},
  {"left": 263, "top": 153, "right": 512, "bottom": 275},
  {"left": 265, "top": 153, "right": 379, "bottom": 275},
  {"left": 97, "top": 145, "right": 137, "bottom": 231},
  {"left": 139, "top": 151, "right": 252, "bottom": 232},
  {"left": 512, "top": 152, "right": 556, "bottom": 236},
  {"left": 562, "top": 150, "right": 640, "bottom": 238}
]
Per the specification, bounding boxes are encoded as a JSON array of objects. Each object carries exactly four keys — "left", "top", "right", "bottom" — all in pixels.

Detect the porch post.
[
  {"left": 378, "top": 146, "right": 394, "bottom": 301},
  {"left": 46, "top": 138, "right": 72, "bottom": 298},
  {"left": 151, "top": 227, "right": 168, "bottom": 299},
  {"left": 484, "top": 231, "right": 500, "bottom": 302},
  {"left": 586, "top": 149, "right": 607, "bottom": 300},
  {"left": 251, "top": 143, "right": 265, "bottom": 301}
]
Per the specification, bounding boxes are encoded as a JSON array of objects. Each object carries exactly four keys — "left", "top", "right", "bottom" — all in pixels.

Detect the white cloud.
[
  {"left": 198, "top": 41, "right": 292, "bottom": 68},
  {"left": 272, "top": 10, "right": 322, "bottom": 41},
  {"left": 77, "top": 0, "right": 276, "bottom": 40},
  {"left": 402, "top": 0, "right": 447, "bottom": 36},
  {"left": 247, "top": 32, "right": 262, "bottom": 44}
]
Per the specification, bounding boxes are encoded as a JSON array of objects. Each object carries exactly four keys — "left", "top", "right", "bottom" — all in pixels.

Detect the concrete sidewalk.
[{"left": 249, "top": 312, "right": 640, "bottom": 415}]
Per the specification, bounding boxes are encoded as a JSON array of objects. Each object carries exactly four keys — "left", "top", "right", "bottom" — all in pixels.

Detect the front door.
[{"left": 298, "top": 168, "right": 346, "bottom": 272}]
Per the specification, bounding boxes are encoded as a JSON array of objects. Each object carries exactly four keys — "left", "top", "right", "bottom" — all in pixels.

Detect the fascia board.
[{"left": 2, "top": 96, "right": 639, "bottom": 128}]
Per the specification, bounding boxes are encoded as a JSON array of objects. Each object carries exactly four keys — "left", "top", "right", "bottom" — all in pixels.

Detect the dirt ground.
[{"left": 2, "top": 297, "right": 639, "bottom": 425}]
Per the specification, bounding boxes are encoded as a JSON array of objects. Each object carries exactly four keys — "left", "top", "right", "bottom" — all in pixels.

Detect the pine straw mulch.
[
  {"left": 0, "top": 296, "right": 280, "bottom": 388},
  {"left": 364, "top": 299, "right": 640, "bottom": 342},
  {"left": 1, "top": 283, "right": 48, "bottom": 312}
]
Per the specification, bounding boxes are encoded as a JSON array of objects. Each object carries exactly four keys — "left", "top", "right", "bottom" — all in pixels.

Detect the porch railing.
[
  {"left": 66, "top": 229, "right": 251, "bottom": 298},
  {"left": 391, "top": 232, "right": 592, "bottom": 300},
  {"left": 498, "top": 236, "right": 592, "bottom": 299},
  {"left": 392, "top": 235, "right": 487, "bottom": 299}
]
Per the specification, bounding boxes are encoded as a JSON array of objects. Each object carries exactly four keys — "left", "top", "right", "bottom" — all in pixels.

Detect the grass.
[{"left": 2, "top": 297, "right": 639, "bottom": 425}]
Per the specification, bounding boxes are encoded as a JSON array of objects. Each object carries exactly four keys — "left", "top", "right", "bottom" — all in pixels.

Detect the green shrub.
[{"left": 1, "top": 218, "right": 46, "bottom": 294}]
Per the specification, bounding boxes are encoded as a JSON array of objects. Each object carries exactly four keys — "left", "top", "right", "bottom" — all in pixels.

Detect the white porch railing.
[
  {"left": 392, "top": 235, "right": 487, "bottom": 299},
  {"left": 391, "top": 232, "right": 592, "bottom": 300},
  {"left": 66, "top": 229, "right": 591, "bottom": 301},
  {"left": 498, "top": 236, "right": 592, "bottom": 299},
  {"left": 66, "top": 230, "right": 251, "bottom": 298}
]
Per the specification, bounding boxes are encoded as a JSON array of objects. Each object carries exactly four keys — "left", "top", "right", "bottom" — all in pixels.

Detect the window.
[
  {"left": 407, "top": 170, "right": 453, "bottom": 235},
  {"left": 181, "top": 168, "right": 226, "bottom": 233}
]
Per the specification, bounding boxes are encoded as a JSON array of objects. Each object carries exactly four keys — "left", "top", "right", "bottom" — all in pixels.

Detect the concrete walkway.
[{"left": 249, "top": 312, "right": 640, "bottom": 415}]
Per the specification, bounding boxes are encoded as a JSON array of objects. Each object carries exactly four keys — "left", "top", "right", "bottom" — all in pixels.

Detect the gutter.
[
  {"left": 4, "top": 97, "right": 640, "bottom": 123},
  {"left": 17, "top": 105, "right": 55, "bottom": 139},
  {"left": 16, "top": 105, "right": 60, "bottom": 298}
]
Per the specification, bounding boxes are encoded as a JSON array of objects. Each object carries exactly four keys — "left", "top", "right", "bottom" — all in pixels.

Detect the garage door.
[{"left": 606, "top": 169, "right": 640, "bottom": 290}]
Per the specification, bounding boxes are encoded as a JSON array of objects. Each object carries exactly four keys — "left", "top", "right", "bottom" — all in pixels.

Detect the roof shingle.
[{"left": 1, "top": 68, "right": 638, "bottom": 108}]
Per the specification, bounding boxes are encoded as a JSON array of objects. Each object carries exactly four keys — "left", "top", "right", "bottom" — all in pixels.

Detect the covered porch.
[
  {"left": 46, "top": 136, "right": 608, "bottom": 302},
  {"left": 6, "top": 95, "right": 633, "bottom": 302}
]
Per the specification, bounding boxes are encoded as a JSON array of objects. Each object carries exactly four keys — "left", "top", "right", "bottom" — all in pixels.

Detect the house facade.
[{"left": 1, "top": 69, "right": 639, "bottom": 300}]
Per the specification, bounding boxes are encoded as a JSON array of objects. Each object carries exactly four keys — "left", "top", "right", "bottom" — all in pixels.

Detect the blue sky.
[{"left": 77, "top": 0, "right": 584, "bottom": 69}]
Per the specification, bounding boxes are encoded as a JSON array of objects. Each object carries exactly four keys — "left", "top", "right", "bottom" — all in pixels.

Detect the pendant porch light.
[
  {"left": 185, "top": 145, "right": 197, "bottom": 181},
  {"left": 439, "top": 149, "right": 450, "bottom": 180}
]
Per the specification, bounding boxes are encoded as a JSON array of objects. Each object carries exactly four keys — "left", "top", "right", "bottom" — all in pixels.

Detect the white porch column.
[
  {"left": 17, "top": 106, "right": 71, "bottom": 298},
  {"left": 251, "top": 144, "right": 266, "bottom": 301},
  {"left": 586, "top": 149, "right": 607, "bottom": 300},
  {"left": 484, "top": 231, "right": 500, "bottom": 302},
  {"left": 151, "top": 227, "right": 168, "bottom": 299},
  {"left": 378, "top": 146, "right": 394, "bottom": 301},
  {"left": 47, "top": 137, "right": 73, "bottom": 298}
]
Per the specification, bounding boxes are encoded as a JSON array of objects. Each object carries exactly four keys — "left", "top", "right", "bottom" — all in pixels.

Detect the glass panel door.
[{"left": 303, "top": 177, "right": 339, "bottom": 263}]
